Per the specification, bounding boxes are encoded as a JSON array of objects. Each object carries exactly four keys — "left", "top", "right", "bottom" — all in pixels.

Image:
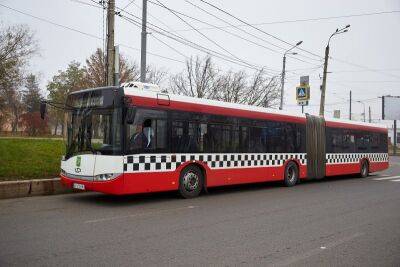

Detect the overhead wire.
[
  {"left": 183, "top": 0, "right": 322, "bottom": 65},
  {"left": 118, "top": 13, "right": 270, "bottom": 72},
  {"left": 174, "top": 10, "right": 400, "bottom": 31},
  {"left": 0, "top": 3, "right": 185, "bottom": 64},
  {"left": 88, "top": 0, "right": 320, "bottom": 72},
  {"left": 95, "top": 0, "right": 278, "bottom": 73},
  {"left": 151, "top": 0, "right": 265, "bottom": 71},
  {"left": 199, "top": 0, "right": 323, "bottom": 60},
  {"left": 198, "top": 0, "right": 400, "bottom": 80}
]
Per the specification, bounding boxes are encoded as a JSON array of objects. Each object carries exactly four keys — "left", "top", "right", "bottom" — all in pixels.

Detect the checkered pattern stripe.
[
  {"left": 326, "top": 153, "right": 389, "bottom": 164},
  {"left": 123, "top": 153, "right": 307, "bottom": 173}
]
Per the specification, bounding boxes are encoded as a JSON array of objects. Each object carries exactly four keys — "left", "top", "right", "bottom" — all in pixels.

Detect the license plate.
[{"left": 73, "top": 183, "right": 85, "bottom": 190}]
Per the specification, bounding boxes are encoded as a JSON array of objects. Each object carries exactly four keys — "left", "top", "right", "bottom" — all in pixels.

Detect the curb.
[{"left": 0, "top": 178, "right": 74, "bottom": 199}]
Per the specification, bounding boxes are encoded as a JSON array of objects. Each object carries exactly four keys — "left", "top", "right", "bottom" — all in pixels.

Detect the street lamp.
[
  {"left": 319, "top": 25, "right": 350, "bottom": 116},
  {"left": 279, "top": 40, "right": 303, "bottom": 110},
  {"left": 356, "top": 100, "right": 366, "bottom": 122}
]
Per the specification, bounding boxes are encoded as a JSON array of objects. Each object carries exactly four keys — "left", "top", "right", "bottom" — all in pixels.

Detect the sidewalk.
[{"left": 0, "top": 178, "right": 73, "bottom": 199}]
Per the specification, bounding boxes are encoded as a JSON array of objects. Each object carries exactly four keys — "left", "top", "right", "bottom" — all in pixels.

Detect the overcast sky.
[{"left": 1, "top": 0, "right": 399, "bottom": 124}]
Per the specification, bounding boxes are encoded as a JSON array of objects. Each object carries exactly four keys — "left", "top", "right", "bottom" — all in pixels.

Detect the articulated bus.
[{"left": 54, "top": 82, "right": 389, "bottom": 198}]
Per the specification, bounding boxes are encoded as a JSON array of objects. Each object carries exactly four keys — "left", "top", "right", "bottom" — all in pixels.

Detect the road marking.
[
  {"left": 372, "top": 176, "right": 400, "bottom": 181},
  {"left": 274, "top": 233, "right": 363, "bottom": 266},
  {"left": 85, "top": 205, "right": 198, "bottom": 224},
  {"left": 391, "top": 179, "right": 400, "bottom": 182}
]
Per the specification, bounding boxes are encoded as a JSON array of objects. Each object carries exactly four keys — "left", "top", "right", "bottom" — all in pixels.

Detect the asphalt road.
[{"left": 1, "top": 157, "right": 400, "bottom": 266}]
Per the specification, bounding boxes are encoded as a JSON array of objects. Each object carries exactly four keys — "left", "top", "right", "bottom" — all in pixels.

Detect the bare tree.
[
  {"left": 169, "top": 56, "right": 281, "bottom": 108},
  {"left": 169, "top": 56, "right": 219, "bottom": 99},
  {"left": 244, "top": 69, "right": 280, "bottom": 108},
  {"left": 214, "top": 70, "right": 247, "bottom": 104},
  {"left": 0, "top": 24, "right": 38, "bottom": 132},
  {"left": 146, "top": 65, "right": 167, "bottom": 85}
]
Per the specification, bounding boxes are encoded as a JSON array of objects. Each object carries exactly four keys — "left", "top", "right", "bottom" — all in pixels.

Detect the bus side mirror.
[
  {"left": 126, "top": 108, "right": 136, "bottom": 124},
  {"left": 40, "top": 101, "right": 47, "bottom": 120}
]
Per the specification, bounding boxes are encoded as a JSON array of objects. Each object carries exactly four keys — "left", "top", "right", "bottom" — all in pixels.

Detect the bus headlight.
[{"left": 93, "top": 173, "right": 121, "bottom": 181}]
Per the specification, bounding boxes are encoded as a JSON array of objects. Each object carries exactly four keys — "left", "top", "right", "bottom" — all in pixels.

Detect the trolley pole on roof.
[
  {"left": 106, "top": 0, "right": 115, "bottom": 86},
  {"left": 319, "top": 25, "right": 350, "bottom": 117},
  {"left": 140, "top": 0, "right": 148, "bottom": 83}
]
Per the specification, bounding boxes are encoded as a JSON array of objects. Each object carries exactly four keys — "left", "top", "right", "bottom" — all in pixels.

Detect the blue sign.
[
  {"left": 296, "top": 86, "right": 310, "bottom": 101},
  {"left": 297, "top": 88, "right": 306, "bottom": 97}
]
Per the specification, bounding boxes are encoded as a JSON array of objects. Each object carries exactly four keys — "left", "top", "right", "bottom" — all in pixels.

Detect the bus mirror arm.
[{"left": 40, "top": 100, "right": 75, "bottom": 120}]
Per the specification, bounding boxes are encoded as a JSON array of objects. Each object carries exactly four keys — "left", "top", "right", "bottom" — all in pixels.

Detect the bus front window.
[{"left": 66, "top": 108, "right": 121, "bottom": 159}]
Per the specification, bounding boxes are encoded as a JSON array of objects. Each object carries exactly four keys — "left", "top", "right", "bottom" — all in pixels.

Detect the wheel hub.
[
  {"left": 287, "top": 166, "right": 296, "bottom": 182},
  {"left": 183, "top": 172, "right": 199, "bottom": 192}
]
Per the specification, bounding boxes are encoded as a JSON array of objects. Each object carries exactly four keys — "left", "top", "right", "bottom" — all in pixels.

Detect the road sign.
[
  {"left": 296, "top": 86, "right": 310, "bottom": 101},
  {"left": 298, "top": 87, "right": 306, "bottom": 98},
  {"left": 296, "top": 76, "right": 310, "bottom": 107},
  {"left": 300, "top": 76, "right": 309, "bottom": 85}
]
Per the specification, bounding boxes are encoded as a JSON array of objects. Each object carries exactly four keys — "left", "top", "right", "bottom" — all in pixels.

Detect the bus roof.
[{"left": 124, "top": 86, "right": 387, "bottom": 133}]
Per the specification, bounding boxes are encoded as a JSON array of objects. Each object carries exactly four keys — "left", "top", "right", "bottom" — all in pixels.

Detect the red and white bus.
[{"left": 54, "top": 82, "right": 389, "bottom": 198}]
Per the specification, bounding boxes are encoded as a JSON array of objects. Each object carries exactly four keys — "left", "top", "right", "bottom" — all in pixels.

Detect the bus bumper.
[{"left": 60, "top": 174, "right": 125, "bottom": 195}]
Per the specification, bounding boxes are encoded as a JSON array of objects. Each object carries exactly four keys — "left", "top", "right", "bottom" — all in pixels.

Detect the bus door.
[{"left": 306, "top": 115, "right": 326, "bottom": 179}]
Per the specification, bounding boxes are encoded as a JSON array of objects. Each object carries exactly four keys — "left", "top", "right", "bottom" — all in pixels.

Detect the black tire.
[
  {"left": 284, "top": 161, "right": 299, "bottom": 187},
  {"left": 359, "top": 160, "right": 369, "bottom": 178},
  {"left": 179, "top": 165, "right": 204, "bottom": 199}
]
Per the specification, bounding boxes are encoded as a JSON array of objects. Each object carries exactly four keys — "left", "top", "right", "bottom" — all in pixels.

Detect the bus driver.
[{"left": 129, "top": 119, "right": 154, "bottom": 150}]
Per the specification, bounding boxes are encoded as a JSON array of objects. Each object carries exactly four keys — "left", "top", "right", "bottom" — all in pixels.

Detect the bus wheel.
[
  {"left": 359, "top": 160, "right": 369, "bottom": 178},
  {"left": 179, "top": 165, "right": 204, "bottom": 198},
  {"left": 284, "top": 161, "right": 299, "bottom": 187}
]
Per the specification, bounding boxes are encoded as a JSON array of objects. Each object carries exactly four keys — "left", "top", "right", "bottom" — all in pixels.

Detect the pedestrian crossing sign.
[
  {"left": 296, "top": 85, "right": 310, "bottom": 101},
  {"left": 298, "top": 88, "right": 306, "bottom": 97}
]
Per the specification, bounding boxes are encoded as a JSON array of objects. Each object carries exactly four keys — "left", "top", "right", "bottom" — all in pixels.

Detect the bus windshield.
[
  {"left": 66, "top": 108, "right": 121, "bottom": 158},
  {"left": 65, "top": 88, "right": 122, "bottom": 159}
]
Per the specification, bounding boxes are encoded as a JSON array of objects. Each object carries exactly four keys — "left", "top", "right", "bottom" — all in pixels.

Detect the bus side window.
[
  {"left": 156, "top": 119, "right": 167, "bottom": 150},
  {"left": 222, "top": 125, "right": 231, "bottom": 152},
  {"left": 239, "top": 126, "right": 249, "bottom": 153},
  {"left": 172, "top": 121, "right": 184, "bottom": 152},
  {"left": 127, "top": 108, "right": 167, "bottom": 153},
  {"left": 371, "top": 133, "right": 379, "bottom": 152},
  {"left": 355, "top": 132, "right": 369, "bottom": 151},
  {"left": 188, "top": 122, "right": 200, "bottom": 152},
  {"left": 199, "top": 123, "right": 207, "bottom": 152}
]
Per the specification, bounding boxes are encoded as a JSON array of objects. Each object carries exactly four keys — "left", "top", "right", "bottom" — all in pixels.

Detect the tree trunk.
[{"left": 54, "top": 122, "right": 58, "bottom": 135}]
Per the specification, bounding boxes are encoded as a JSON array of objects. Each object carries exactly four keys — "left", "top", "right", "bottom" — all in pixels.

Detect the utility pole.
[
  {"left": 319, "top": 25, "right": 350, "bottom": 117},
  {"left": 140, "top": 0, "right": 148, "bottom": 83},
  {"left": 106, "top": 0, "right": 115, "bottom": 86},
  {"left": 279, "top": 40, "right": 302, "bottom": 110},
  {"left": 349, "top": 90, "right": 352, "bottom": 120},
  {"left": 279, "top": 55, "right": 286, "bottom": 110},
  {"left": 319, "top": 45, "right": 329, "bottom": 117},
  {"left": 368, "top": 106, "right": 371, "bottom": 123}
]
